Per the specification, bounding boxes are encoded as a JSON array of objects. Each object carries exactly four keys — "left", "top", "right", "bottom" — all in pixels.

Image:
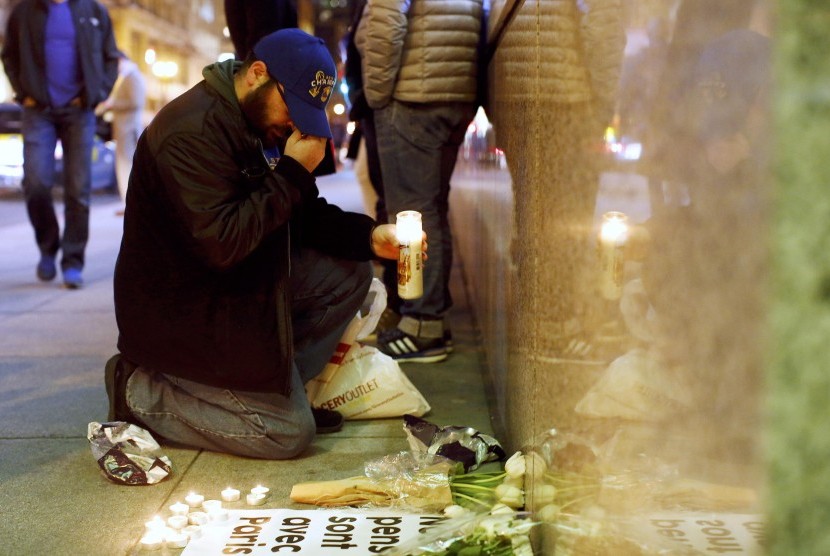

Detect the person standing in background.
[
  {"left": 97, "top": 52, "right": 146, "bottom": 212},
  {"left": 1, "top": 0, "right": 119, "bottom": 289},
  {"left": 356, "top": 0, "right": 484, "bottom": 363},
  {"left": 224, "top": 0, "right": 298, "bottom": 60}
]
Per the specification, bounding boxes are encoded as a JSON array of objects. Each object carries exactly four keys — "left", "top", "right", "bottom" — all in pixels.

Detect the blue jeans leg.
[
  {"left": 124, "top": 249, "right": 372, "bottom": 458},
  {"left": 21, "top": 106, "right": 94, "bottom": 270},
  {"left": 290, "top": 249, "right": 373, "bottom": 383},
  {"left": 22, "top": 107, "right": 60, "bottom": 258},
  {"left": 56, "top": 106, "right": 94, "bottom": 271},
  {"left": 374, "top": 100, "right": 475, "bottom": 321}
]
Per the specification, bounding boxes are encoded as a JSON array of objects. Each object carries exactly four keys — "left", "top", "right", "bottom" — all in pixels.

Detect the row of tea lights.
[{"left": 139, "top": 485, "right": 271, "bottom": 551}]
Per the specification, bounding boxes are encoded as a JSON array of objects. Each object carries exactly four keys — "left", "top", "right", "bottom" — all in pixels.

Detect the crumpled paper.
[
  {"left": 87, "top": 421, "right": 172, "bottom": 485},
  {"left": 403, "top": 414, "right": 506, "bottom": 472}
]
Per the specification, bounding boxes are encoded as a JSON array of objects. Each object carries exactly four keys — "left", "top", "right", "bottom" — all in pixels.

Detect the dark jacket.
[
  {"left": 1, "top": 0, "right": 119, "bottom": 109},
  {"left": 224, "top": 0, "right": 298, "bottom": 59},
  {"left": 114, "top": 60, "right": 376, "bottom": 395}
]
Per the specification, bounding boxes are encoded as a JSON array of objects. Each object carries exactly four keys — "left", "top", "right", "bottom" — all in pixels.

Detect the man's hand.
[
  {"left": 282, "top": 128, "right": 326, "bottom": 172},
  {"left": 371, "top": 224, "right": 428, "bottom": 261}
]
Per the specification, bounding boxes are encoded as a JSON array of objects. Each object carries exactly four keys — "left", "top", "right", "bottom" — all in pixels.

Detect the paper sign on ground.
[{"left": 182, "top": 509, "right": 445, "bottom": 555}]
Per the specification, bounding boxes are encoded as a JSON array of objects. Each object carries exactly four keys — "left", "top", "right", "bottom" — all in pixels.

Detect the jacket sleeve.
[
  {"left": 356, "top": 0, "right": 411, "bottom": 109},
  {"left": 98, "top": 6, "right": 120, "bottom": 104},
  {"left": 580, "top": 0, "right": 626, "bottom": 124},
  {"left": 155, "top": 132, "right": 304, "bottom": 270},
  {"left": 1, "top": 9, "right": 23, "bottom": 102}
]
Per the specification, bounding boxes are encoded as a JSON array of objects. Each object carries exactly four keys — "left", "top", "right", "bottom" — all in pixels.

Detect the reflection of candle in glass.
[
  {"left": 166, "top": 531, "right": 189, "bottom": 548},
  {"left": 396, "top": 210, "right": 423, "bottom": 299},
  {"left": 246, "top": 492, "right": 267, "bottom": 506},
  {"left": 188, "top": 512, "right": 209, "bottom": 526},
  {"left": 144, "top": 515, "right": 166, "bottom": 535},
  {"left": 167, "top": 515, "right": 188, "bottom": 530},
  {"left": 598, "top": 211, "right": 628, "bottom": 300},
  {"left": 221, "top": 487, "right": 240, "bottom": 502},
  {"left": 202, "top": 499, "right": 222, "bottom": 512},
  {"left": 251, "top": 485, "right": 270, "bottom": 497}
]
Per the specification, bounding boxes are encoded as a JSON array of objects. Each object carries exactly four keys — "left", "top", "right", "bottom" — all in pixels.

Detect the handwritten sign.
[{"left": 182, "top": 509, "right": 445, "bottom": 555}]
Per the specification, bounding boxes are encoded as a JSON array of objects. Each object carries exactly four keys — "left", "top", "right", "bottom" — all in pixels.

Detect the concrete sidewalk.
[{"left": 0, "top": 171, "right": 494, "bottom": 554}]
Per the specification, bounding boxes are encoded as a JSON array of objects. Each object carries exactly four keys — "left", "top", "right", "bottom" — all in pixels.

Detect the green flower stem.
[
  {"left": 553, "top": 484, "right": 598, "bottom": 495},
  {"left": 452, "top": 472, "right": 507, "bottom": 485},
  {"left": 558, "top": 492, "right": 597, "bottom": 512},
  {"left": 452, "top": 483, "right": 500, "bottom": 495},
  {"left": 452, "top": 490, "right": 493, "bottom": 509}
]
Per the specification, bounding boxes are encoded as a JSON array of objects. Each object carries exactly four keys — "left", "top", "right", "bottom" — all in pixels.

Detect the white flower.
[
  {"left": 489, "top": 502, "right": 516, "bottom": 515},
  {"left": 504, "top": 451, "right": 526, "bottom": 479},
  {"left": 442, "top": 504, "right": 472, "bottom": 519},
  {"left": 531, "top": 484, "right": 557, "bottom": 507},
  {"left": 501, "top": 474, "right": 524, "bottom": 489},
  {"left": 536, "top": 503, "right": 561, "bottom": 522},
  {"left": 495, "top": 483, "right": 524, "bottom": 509},
  {"left": 512, "top": 532, "right": 535, "bottom": 556}
]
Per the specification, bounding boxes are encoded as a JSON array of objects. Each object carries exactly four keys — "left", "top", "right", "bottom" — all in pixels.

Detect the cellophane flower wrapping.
[
  {"left": 87, "top": 421, "right": 172, "bottom": 485},
  {"left": 404, "top": 414, "right": 506, "bottom": 472}
]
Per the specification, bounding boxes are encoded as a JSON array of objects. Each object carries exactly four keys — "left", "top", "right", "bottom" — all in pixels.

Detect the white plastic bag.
[{"left": 306, "top": 278, "right": 431, "bottom": 419}]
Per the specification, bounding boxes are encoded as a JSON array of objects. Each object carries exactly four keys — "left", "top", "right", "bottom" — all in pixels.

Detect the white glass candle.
[
  {"left": 246, "top": 492, "right": 266, "bottom": 506},
  {"left": 184, "top": 492, "right": 204, "bottom": 508},
  {"left": 598, "top": 211, "right": 628, "bottom": 300},
  {"left": 169, "top": 501, "right": 189, "bottom": 516},
  {"left": 221, "top": 487, "right": 241, "bottom": 502},
  {"left": 395, "top": 210, "right": 423, "bottom": 299}
]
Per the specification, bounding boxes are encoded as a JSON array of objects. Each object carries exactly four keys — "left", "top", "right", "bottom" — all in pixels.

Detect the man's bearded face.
[{"left": 240, "top": 78, "right": 294, "bottom": 149}]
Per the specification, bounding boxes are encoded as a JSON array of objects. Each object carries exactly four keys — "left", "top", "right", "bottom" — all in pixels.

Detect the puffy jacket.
[
  {"left": 1, "top": 0, "right": 119, "bottom": 109},
  {"left": 498, "top": 0, "right": 624, "bottom": 108},
  {"left": 114, "top": 60, "right": 376, "bottom": 395},
  {"left": 355, "top": 0, "right": 483, "bottom": 109}
]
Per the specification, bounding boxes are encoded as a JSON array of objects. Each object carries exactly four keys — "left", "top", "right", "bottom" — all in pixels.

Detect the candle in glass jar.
[
  {"left": 598, "top": 211, "right": 628, "bottom": 300},
  {"left": 395, "top": 210, "right": 423, "bottom": 299}
]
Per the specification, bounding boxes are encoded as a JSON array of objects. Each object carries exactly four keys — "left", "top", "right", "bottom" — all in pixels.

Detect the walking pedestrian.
[
  {"left": 1, "top": 0, "right": 119, "bottom": 288},
  {"left": 97, "top": 51, "right": 146, "bottom": 211}
]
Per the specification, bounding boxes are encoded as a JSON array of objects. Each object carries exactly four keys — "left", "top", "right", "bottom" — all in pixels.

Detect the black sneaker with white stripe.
[{"left": 377, "top": 327, "right": 449, "bottom": 363}]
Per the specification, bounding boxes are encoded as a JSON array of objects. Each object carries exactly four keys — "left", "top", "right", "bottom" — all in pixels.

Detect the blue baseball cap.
[{"left": 253, "top": 29, "right": 336, "bottom": 139}]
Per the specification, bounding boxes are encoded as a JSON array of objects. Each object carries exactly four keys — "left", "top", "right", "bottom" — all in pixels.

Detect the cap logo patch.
[{"left": 309, "top": 70, "right": 335, "bottom": 103}]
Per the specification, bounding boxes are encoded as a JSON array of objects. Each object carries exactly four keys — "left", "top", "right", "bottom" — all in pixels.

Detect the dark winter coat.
[
  {"left": 114, "top": 60, "right": 375, "bottom": 395},
  {"left": 1, "top": 0, "right": 119, "bottom": 109}
]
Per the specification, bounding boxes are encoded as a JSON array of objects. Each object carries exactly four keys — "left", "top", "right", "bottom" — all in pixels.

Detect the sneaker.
[
  {"left": 63, "top": 267, "right": 83, "bottom": 289},
  {"left": 104, "top": 354, "right": 137, "bottom": 422},
  {"left": 36, "top": 255, "right": 56, "bottom": 281},
  {"left": 377, "top": 327, "right": 449, "bottom": 363},
  {"left": 312, "top": 408, "right": 344, "bottom": 434}
]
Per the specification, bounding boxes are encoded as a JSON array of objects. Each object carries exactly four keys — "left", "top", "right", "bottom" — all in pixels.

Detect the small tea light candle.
[
  {"left": 202, "top": 499, "right": 222, "bottom": 512},
  {"left": 144, "top": 515, "right": 166, "bottom": 534},
  {"left": 246, "top": 492, "right": 266, "bottom": 506},
  {"left": 185, "top": 492, "right": 204, "bottom": 508},
  {"left": 251, "top": 485, "right": 270, "bottom": 497},
  {"left": 139, "top": 533, "right": 164, "bottom": 551},
  {"left": 188, "top": 512, "right": 209, "bottom": 526},
  {"left": 184, "top": 525, "right": 202, "bottom": 540},
  {"left": 169, "top": 501, "right": 189, "bottom": 516},
  {"left": 167, "top": 515, "right": 188, "bottom": 530},
  {"left": 208, "top": 508, "right": 230, "bottom": 522},
  {"left": 166, "top": 531, "right": 189, "bottom": 549},
  {"left": 221, "top": 487, "right": 241, "bottom": 502}
]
